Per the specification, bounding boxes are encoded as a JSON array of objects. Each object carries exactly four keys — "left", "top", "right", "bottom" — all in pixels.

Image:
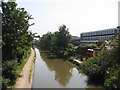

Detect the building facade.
[{"left": 80, "top": 28, "right": 119, "bottom": 45}]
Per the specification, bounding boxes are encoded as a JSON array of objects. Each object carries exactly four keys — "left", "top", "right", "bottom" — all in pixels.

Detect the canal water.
[{"left": 33, "top": 48, "right": 102, "bottom": 88}]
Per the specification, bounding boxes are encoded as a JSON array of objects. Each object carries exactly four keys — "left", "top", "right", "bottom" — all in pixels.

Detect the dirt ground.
[{"left": 15, "top": 48, "right": 35, "bottom": 88}]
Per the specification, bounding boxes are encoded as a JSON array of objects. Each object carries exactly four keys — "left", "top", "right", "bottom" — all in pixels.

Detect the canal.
[{"left": 33, "top": 48, "right": 103, "bottom": 88}]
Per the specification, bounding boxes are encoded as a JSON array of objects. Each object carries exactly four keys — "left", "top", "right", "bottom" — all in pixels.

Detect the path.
[{"left": 15, "top": 48, "right": 35, "bottom": 88}]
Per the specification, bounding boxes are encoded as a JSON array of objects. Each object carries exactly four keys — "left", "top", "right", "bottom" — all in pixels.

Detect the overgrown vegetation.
[
  {"left": 75, "top": 44, "right": 97, "bottom": 60},
  {"left": 2, "top": 2, "right": 34, "bottom": 89},
  {"left": 29, "top": 52, "right": 36, "bottom": 83},
  {"left": 79, "top": 32, "right": 120, "bottom": 89}
]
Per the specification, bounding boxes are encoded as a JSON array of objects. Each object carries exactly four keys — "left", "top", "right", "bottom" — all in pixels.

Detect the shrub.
[
  {"left": 2, "top": 78, "right": 10, "bottom": 89},
  {"left": 79, "top": 49, "right": 120, "bottom": 89},
  {"left": 104, "top": 68, "right": 119, "bottom": 89},
  {"left": 86, "top": 44, "right": 98, "bottom": 49},
  {"left": 68, "top": 56, "right": 76, "bottom": 61},
  {"left": 2, "top": 60, "right": 19, "bottom": 87}
]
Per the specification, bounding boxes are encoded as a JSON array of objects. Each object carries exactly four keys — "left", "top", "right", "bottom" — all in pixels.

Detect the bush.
[
  {"left": 63, "top": 51, "right": 69, "bottom": 58},
  {"left": 3, "top": 60, "right": 19, "bottom": 87},
  {"left": 80, "top": 51, "right": 110, "bottom": 75},
  {"left": 2, "top": 78, "right": 10, "bottom": 89},
  {"left": 104, "top": 68, "right": 119, "bottom": 89},
  {"left": 79, "top": 49, "right": 120, "bottom": 89},
  {"left": 86, "top": 44, "right": 98, "bottom": 49},
  {"left": 68, "top": 56, "right": 76, "bottom": 60}
]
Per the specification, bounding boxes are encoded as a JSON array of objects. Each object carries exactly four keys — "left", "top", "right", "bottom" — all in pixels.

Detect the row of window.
[
  {"left": 82, "top": 35, "right": 114, "bottom": 40},
  {"left": 81, "top": 29, "right": 118, "bottom": 37}
]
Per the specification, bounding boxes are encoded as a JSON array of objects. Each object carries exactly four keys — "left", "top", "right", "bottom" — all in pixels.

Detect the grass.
[
  {"left": 9, "top": 48, "right": 32, "bottom": 88},
  {"left": 29, "top": 49, "right": 36, "bottom": 83},
  {"left": 29, "top": 67, "right": 32, "bottom": 82},
  {"left": 17, "top": 49, "right": 31, "bottom": 75},
  {"left": 8, "top": 49, "right": 31, "bottom": 88}
]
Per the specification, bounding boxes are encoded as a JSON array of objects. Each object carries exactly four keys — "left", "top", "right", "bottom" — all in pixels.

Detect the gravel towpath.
[{"left": 15, "top": 48, "right": 35, "bottom": 88}]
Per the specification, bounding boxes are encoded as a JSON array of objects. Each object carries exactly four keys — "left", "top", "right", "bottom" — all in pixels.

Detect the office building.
[{"left": 80, "top": 28, "right": 119, "bottom": 45}]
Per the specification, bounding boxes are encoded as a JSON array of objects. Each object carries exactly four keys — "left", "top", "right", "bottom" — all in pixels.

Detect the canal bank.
[
  {"left": 30, "top": 48, "right": 36, "bottom": 88},
  {"left": 33, "top": 48, "right": 104, "bottom": 88},
  {"left": 15, "top": 48, "right": 36, "bottom": 88}
]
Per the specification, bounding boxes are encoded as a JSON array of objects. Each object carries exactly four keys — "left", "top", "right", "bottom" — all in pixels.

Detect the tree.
[
  {"left": 40, "top": 32, "right": 53, "bottom": 50},
  {"left": 2, "top": 2, "right": 34, "bottom": 61},
  {"left": 2, "top": 2, "right": 34, "bottom": 88},
  {"left": 40, "top": 25, "right": 72, "bottom": 58},
  {"left": 51, "top": 25, "right": 71, "bottom": 57}
]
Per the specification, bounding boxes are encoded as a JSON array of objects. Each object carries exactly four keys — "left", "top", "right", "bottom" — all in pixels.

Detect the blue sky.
[{"left": 14, "top": 0, "right": 120, "bottom": 37}]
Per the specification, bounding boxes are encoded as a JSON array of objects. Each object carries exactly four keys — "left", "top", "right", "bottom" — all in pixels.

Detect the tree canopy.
[
  {"left": 2, "top": 2, "right": 34, "bottom": 88},
  {"left": 40, "top": 25, "right": 72, "bottom": 58}
]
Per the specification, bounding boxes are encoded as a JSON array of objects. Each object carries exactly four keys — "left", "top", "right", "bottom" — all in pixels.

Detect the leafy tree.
[
  {"left": 40, "top": 25, "right": 72, "bottom": 58},
  {"left": 51, "top": 25, "right": 71, "bottom": 57},
  {"left": 2, "top": 2, "right": 34, "bottom": 61},
  {"left": 40, "top": 32, "right": 52, "bottom": 50},
  {"left": 63, "top": 43, "right": 75, "bottom": 59},
  {"left": 2, "top": 2, "right": 34, "bottom": 88}
]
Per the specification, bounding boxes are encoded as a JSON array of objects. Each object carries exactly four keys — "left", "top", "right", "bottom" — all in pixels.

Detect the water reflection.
[
  {"left": 40, "top": 50, "right": 74, "bottom": 86},
  {"left": 33, "top": 48, "right": 104, "bottom": 88}
]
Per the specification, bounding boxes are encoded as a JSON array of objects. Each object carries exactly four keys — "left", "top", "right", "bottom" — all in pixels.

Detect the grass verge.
[
  {"left": 29, "top": 49, "right": 36, "bottom": 83},
  {"left": 10, "top": 48, "right": 32, "bottom": 88},
  {"left": 17, "top": 49, "right": 31, "bottom": 75}
]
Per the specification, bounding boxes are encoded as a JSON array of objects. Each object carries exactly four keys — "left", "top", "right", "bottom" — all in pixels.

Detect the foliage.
[
  {"left": 2, "top": 2, "right": 34, "bottom": 88},
  {"left": 104, "top": 67, "right": 119, "bottom": 89},
  {"left": 79, "top": 33, "right": 120, "bottom": 89},
  {"left": 86, "top": 44, "right": 98, "bottom": 49},
  {"left": 40, "top": 32, "right": 53, "bottom": 50},
  {"left": 63, "top": 43, "right": 75, "bottom": 58},
  {"left": 2, "top": 60, "right": 19, "bottom": 87},
  {"left": 97, "top": 40, "right": 104, "bottom": 46},
  {"left": 2, "top": 2, "right": 34, "bottom": 61},
  {"left": 68, "top": 56, "right": 76, "bottom": 61},
  {"left": 40, "top": 25, "right": 72, "bottom": 58},
  {"left": 76, "top": 44, "right": 97, "bottom": 58},
  {"left": 80, "top": 51, "right": 110, "bottom": 76}
]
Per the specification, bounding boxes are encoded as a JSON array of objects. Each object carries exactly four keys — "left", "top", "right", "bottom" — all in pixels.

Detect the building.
[{"left": 80, "top": 28, "right": 119, "bottom": 45}]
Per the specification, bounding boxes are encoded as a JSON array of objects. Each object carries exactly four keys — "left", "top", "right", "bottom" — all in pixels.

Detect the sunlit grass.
[
  {"left": 29, "top": 49, "right": 36, "bottom": 82},
  {"left": 17, "top": 49, "right": 31, "bottom": 75}
]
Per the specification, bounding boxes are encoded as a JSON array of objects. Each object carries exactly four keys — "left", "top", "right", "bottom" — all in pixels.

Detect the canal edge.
[{"left": 30, "top": 48, "right": 36, "bottom": 88}]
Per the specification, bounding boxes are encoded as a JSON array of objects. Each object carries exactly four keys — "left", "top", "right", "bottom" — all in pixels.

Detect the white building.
[{"left": 80, "top": 28, "right": 119, "bottom": 45}]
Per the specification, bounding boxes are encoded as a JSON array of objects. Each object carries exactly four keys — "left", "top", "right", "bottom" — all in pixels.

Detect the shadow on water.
[
  {"left": 33, "top": 46, "right": 72, "bottom": 86},
  {"left": 39, "top": 50, "right": 73, "bottom": 86}
]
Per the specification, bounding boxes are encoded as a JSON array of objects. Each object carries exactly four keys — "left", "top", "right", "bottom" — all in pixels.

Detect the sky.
[{"left": 13, "top": 0, "right": 120, "bottom": 36}]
